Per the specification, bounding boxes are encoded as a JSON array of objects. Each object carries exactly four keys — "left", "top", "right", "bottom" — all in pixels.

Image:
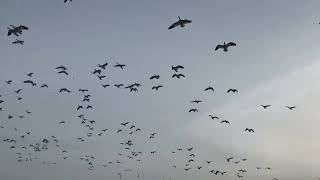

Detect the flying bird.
[
  {"left": 55, "top": 66, "right": 67, "bottom": 71},
  {"left": 92, "top": 69, "right": 101, "bottom": 75},
  {"left": 114, "top": 62, "right": 126, "bottom": 69},
  {"left": 172, "top": 73, "right": 185, "bottom": 79},
  {"left": 23, "top": 80, "right": 36, "bottom": 86},
  {"left": 7, "top": 25, "right": 29, "bottom": 36},
  {"left": 102, "top": 84, "right": 110, "bottom": 88},
  {"left": 261, "top": 105, "right": 271, "bottom": 109},
  {"left": 15, "top": 89, "right": 22, "bottom": 94},
  {"left": 40, "top": 84, "right": 48, "bottom": 88},
  {"left": 6, "top": 80, "right": 12, "bottom": 84},
  {"left": 98, "top": 62, "right": 108, "bottom": 69},
  {"left": 79, "top": 89, "right": 88, "bottom": 93},
  {"left": 121, "top": 122, "right": 129, "bottom": 126},
  {"left": 225, "top": 157, "right": 233, "bottom": 162},
  {"left": 204, "top": 86, "right": 214, "bottom": 92},
  {"left": 171, "top": 65, "right": 184, "bottom": 72},
  {"left": 189, "top": 108, "right": 198, "bottom": 112},
  {"left": 168, "top": 16, "right": 192, "bottom": 30},
  {"left": 286, "top": 106, "right": 296, "bottom": 110},
  {"left": 220, "top": 120, "right": 230, "bottom": 124},
  {"left": 12, "top": 39, "right": 24, "bottom": 45},
  {"left": 209, "top": 115, "right": 219, "bottom": 120},
  {"left": 115, "top": 84, "right": 124, "bottom": 88},
  {"left": 150, "top": 75, "right": 160, "bottom": 80},
  {"left": 152, "top": 85, "right": 163, "bottom": 91},
  {"left": 59, "top": 88, "right": 71, "bottom": 93},
  {"left": 227, "top": 89, "right": 238, "bottom": 93},
  {"left": 215, "top": 42, "right": 237, "bottom": 52},
  {"left": 97, "top": 75, "right": 106, "bottom": 80},
  {"left": 64, "top": 0, "right": 72, "bottom": 3},
  {"left": 191, "top": 100, "right": 202, "bottom": 103},
  {"left": 58, "top": 70, "right": 69, "bottom": 75},
  {"left": 26, "top": 73, "right": 33, "bottom": 77},
  {"left": 245, "top": 128, "right": 254, "bottom": 133}
]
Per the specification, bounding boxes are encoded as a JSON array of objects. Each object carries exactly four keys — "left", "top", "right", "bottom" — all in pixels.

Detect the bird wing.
[
  {"left": 215, "top": 45, "right": 224, "bottom": 51},
  {"left": 19, "top": 25, "right": 29, "bottom": 30},
  {"left": 227, "top": 42, "right": 236, "bottom": 47},
  {"left": 181, "top": 19, "right": 192, "bottom": 24},
  {"left": 168, "top": 21, "right": 180, "bottom": 30}
]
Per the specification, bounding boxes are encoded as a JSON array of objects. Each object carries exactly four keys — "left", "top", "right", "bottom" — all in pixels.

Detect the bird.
[
  {"left": 55, "top": 66, "right": 67, "bottom": 71},
  {"left": 245, "top": 128, "right": 254, "bottom": 133},
  {"left": 92, "top": 69, "right": 101, "bottom": 75},
  {"left": 7, "top": 25, "right": 29, "bottom": 36},
  {"left": 12, "top": 39, "right": 24, "bottom": 45},
  {"left": 40, "top": 84, "right": 48, "bottom": 88},
  {"left": 227, "top": 89, "right": 238, "bottom": 93},
  {"left": 59, "top": 88, "right": 71, "bottom": 93},
  {"left": 220, "top": 120, "right": 230, "bottom": 124},
  {"left": 265, "top": 167, "right": 272, "bottom": 170},
  {"left": 286, "top": 106, "right": 296, "bottom": 110},
  {"left": 168, "top": 16, "right": 192, "bottom": 30},
  {"left": 172, "top": 73, "right": 185, "bottom": 79},
  {"left": 209, "top": 115, "right": 219, "bottom": 120},
  {"left": 17, "top": 97, "right": 23, "bottom": 101},
  {"left": 189, "top": 108, "right": 198, "bottom": 112},
  {"left": 191, "top": 100, "right": 202, "bottom": 103},
  {"left": 102, "top": 84, "right": 110, "bottom": 88},
  {"left": 98, "top": 62, "right": 108, "bottom": 69},
  {"left": 64, "top": 0, "right": 72, "bottom": 3},
  {"left": 86, "top": 105, "right": 93, "bottom": 109},
  {"left": 206, "top": 161, "right": 212, "bottom": 164},
  {"left": 114, "top": 62, "right": 126, "bottom": 69},
  {"left": 237, "top": 174, "right": 244, "bottom": 178},
  {"left": 171, "top": 65, "right": 184, "bottom": 72},
  {"left": 77, "top": 105, "right": 83, "bottom": 111},
  {"left": 261, "top": 105, "right": 271, "bottom": 109},
  {"left": 15, "top": 89, "right": 22, "bottom": 94},
  {"left": 130, "top": 87, "right": 138, "bottom": 92},
  {"left": 209, "top": 170, "right": 215, "bottom": 173},
  {"left": 225, "top": 157, "right": 233, "bottom": 162},
  {"left": 23, "top": 80, "right": 36, "bottom": 86},
  {"left": 58, "top": 70, "right": 69, "bottom": 75},
  {"left": 121, "top": 122, "right": 129, "bottom": 126},
  {"left": 79, "top": 89, "right": 89, "bottom": 93},
  {"left": 234, "top": 161, "right": 240, "bottom": 164},
  {"left": 115, "top": 84, "right": 124, "bottom": 88},
  {"left": 241, "top": 158, "right": 247, "bottom": 161},
  {"left": 215, "top": 42, "right": 237, "bottom": 52},
  {"left": 197, "top": 166, "right": 202, "bottom": 170},
  {"left": 187, "top": 147, "right": 193, "bottom": 151},
  {"left": 152, "top": 85, "right": 163, "bottom": 91},
  {"left": 59, "top": 121, "right": 66, "bottom": 124},
  {"left": 204, "top": 86, "right": 214, "bottom": 92},
  {"left": 26, "top": 73, "right": 33, "bottom": 77},
  {"left": 150, "top": 75, "right": 160, "bottom": 80},
  {"left": 97, "top": 75, "right": 106, "bottom": 80},
  {"left": 6, "top": 80, "right": 12, "bottom": 84}
]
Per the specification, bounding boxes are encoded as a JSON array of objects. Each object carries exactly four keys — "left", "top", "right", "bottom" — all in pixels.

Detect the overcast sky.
[{"left": 1, "top": 0, "right": 320, "bottom": 180}]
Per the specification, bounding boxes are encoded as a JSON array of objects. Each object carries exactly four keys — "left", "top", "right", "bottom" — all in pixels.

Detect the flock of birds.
[{"left": 1, "top": 1, "right": 313, "bottom": 180}]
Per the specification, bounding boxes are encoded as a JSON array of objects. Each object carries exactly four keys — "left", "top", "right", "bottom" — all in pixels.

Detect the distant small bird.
[
  {"left": 150, "top": 75, "right": 160, "bottom": 80},
  {"left": 152, "top": 85, "right": 163, "bottom": 91},
  {"left": 23, "top": 80, "right": 36, "bottom": 86},
  {"left": 55, "top": 66, "right": 67, "bottom": 71},
  {"left": 114, "top": 62, "right": 126, "bottom": 69},
  {"left": 227, "top": 89, "right": 238, "bottom": 93},
  {"left": 40, "top": 84, "right": 48, "bottom": 88},
  {"left": 15, "top": 89, "right": 22, "bottom": 94},
  {"left": 121, "top": 122, "right": 129, "bottom": 126},
  {"left": 204, "top": 86, "right": 214, "bottom": 92},
  {"left": 59, "top": 88, "right": 71, "bottom": 93},
  {"left": 209, "top": 115, "right": 219, "bottom": 120},
  {"left": 17, "top": 97, "right": 23, "bottom": 101},
  {"left": 220, "top": 120, "right": 230, "bottom": 124},
  {"left": 171, "top": 65, "right": 184, "bottom": 72},
  {"left": 97, "top": 75, "right": 106, "bottom": 80},
  {"left": 245, "top": 128, "right": 254, "bottom": 133},
  {"left": 261, "top": 105, "right": 271, "bottom": 109},
  {"left": 286, "top": 106, "right": 296, "bottom": 110},
  {"left": 79, "top": 89, "right": 88, "bottom": 93},
  {"left": 77, "top": 105, "right": 83, "bottom": 111},
  {"left": 215, "top": 42, "right": 237, "bottom": 52},
  {"left": 64, "top": 0, "right": 72, "bottom": 3},
  {"left": 187, "top": 147, "right": 193, "bottom": 151},
  {"left": 92, "top": 69, "right": 101, "bottom": 75},
  {"left": 265, "top": 167, "right": 272, "bottom": 170},
  {"left": 241, "top": 158, "right": 247, "bottom": 161},
  {"left": 115, "top": 84, "right": 124, "bottom": 88},
  {"left": 189, "top": 108, "right": 198, "bottom": 112},
  {"left": 172, "top": 73, "right": 185, "bottom": 79},
  {"left": 191, "top": 100, "right": 202, "bottom": 103},
  {"left": 98, "top": 62, "right": 108, "bottom": 69},
  {"left": 168, "top": 16, "right": 192, "bottom": 30},
  {"left": 7, "top": 25, "right": 29, "bottom": 36},
  {"left": 58, "top": 70, "right": 69, "bottom": 75},
  {"left": 234, "top": 161, "right": 240, "bottom": 164},
  {"left": 6, "top": 80, "right": 12, "bottom": 84},
  {"left": 59, "top": 121, "right": 66, "bottom": 124},
  {"left": 42, "top": 139, "right": 49, "bottom": 143},
  {"left": 206, "top": 161, "right": 212, "bottom": 164},
  {"left": 225, "top": 157, "right": 233, "bottom": 162},
  {"left": 102, "top": 84, "right": 110, "bottom": 88},
  {"left": 130, "top": 87, "right": 138, "bottom": 92},
  {"left": 26, "top": 73, "right": 33, "bottom": 77},
  {"left": 12, "top": 39, "right": 24, "bottom": 45},
  {"left": 135, "top": 128, "right": 141, "bottom": 132},
  {"left": 86, "top": 105, "right": 93, "bottom": 109}
]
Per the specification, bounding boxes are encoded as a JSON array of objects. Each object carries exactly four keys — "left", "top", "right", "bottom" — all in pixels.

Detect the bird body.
[
  {"left": 172, "top": 73, "right": 185, "bottom": 79},
  {"left": 171, "top": 65, "right": 184, "bottom": 72},
  {"left": 7, "top": 25, "right": 29, "bottom": 36},
  {"left": 215, "top": 42, "right": 236, "bottom": 52},
  {"left": 152, "top": 85, "right": 163, "bottom": 90},
  {"left": 227, "top": 89, "right": 238, "bottom": 93}
]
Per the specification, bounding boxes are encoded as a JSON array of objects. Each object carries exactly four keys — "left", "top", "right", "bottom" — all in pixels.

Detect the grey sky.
[{"left": 1, "top": 0, "right": 320, "bottom": 180}]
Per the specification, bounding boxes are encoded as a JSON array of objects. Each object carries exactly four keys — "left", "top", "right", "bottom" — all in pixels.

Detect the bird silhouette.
[
  {"left": 55, "top": 66, "right": 67, "bottom": 71},
  {"left": 152, "top": 85, "right": 163, "bottom": 90},
  {"left": 220, "top": 120, "right": 230, "bottom": 124},
  {"left": 102, "top": 84, "right": 110, "bottom": 88},
  {"left": 77, "top": 105, "right": 83, "bottom": 111},
  {"left": 58, "top": 70, "right": 69, "bottom": 75},
  {"left": 168, "top": 16, "right": 192, "bottom": 30},
  {"left": 40, "top": 84, "right": 48, "bottom": 88},
  {"left": 265, "top": 167, "right": 272, "bottom": 170},
  {"left": 150, "top": 75, "right": 160, "bottom": 80},
  {"left": 187, "top": 147, "right": 193, "bottom": 151},
  {"left": 204, "top": 86, "right": 214, "bottom": 92},
  {"left": 115, "top": 84, "right": 124, "bottom": 88},
  {"left": 23, "top": 80, "right": 36, "bottom": 86},
  {"left": 86, "top": 105, "right": 93, "bottom": 109},
  {"left": 225, "top": 157, "right": 233, "bottom": 162},
  {"left": 261, "top": 105, "right": 271, "bottom": 109},
  {"left": 227, "top": 89, "right": 238, "bottom": 93},
  {"left": 98, "top": 62, "right": 108, "bottom": 69},
  {"left": 245, "top": 128, "right": 254, "bottom": 133},
  {"left": 79, "top": 89, "right": 89, "bottom": 93},
  {"left": 121, "top": 122, "right": 129, "bottom": 126},
  {"left": 206, "top": 161, "right": 212, "bottom": 164},
  {"left": 12, "top": 39, "right": 24, "bottom": 45},
  {"left": 64, "top": 0, "right": 72, "bottom": 3},
  {"left": 59, "top": 121, "right": 66, "bottom": 124},
  {"left": 6, "top": 80, "right": 12, "bottom": 84},
  {"left": 172, "top": 73, "right": 185, "bottom": 79},
  {"left": 191, "top": 100, "right": 202, "bottom": 103},
  {"left": 92, "top": 69, "right": 101, "bottom": 75},
  {"left": 97, "top": 75, "right": 106, "bottom": 80},
  {"left": 171, "top": 65, "right": 184, "bottom": 72},
  {"left": 15, "top": 89, "right": 22, "bottom": 94},
  {"left": 215, "top": 42, "right": 237, "bottom": 52},
  {"left": 286, "top": 106, "right": 296, "bottom": 110},
  {"left": 209, "top": 115, "right": 219, "bottom": 120},
  {"left": 7, "top": 25, "right": 29, "bottom": 36},
  {"left": 114, "top": 63, "right": 126, "bottom": 69},
  {"left": 189, "top": 108, "right": 198, "bottom": 112},
  {"left": 59, "top": 88, "right": 71, "bottom": 93}
]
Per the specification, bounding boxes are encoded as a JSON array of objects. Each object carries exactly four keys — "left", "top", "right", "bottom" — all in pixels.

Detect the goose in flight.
[
  {"left": 209, "top": 115, "right": 219, "bottom": 120},
  {"left": 40, "top": 84, "right": 48, "bottom": 88},
  {"left": 168, "top": 16, "right": 192, "bottom": 30},
  {"left": 225, "top": 157, "right": 233, "bottom": 162},
  {"left": 150, "top": 75, "right": 160, "bottom": 80},
  {"left": 286, "top": 106, "right": 296, "bottom": 110},
  {"left": 92, "top": 69, "right": 101, "bottom": 75},
  {"left": 58, "top": 70, "right": 69, "bottom": 75},
  {"left": 15, "top": 89, "right": 22, "bottom": 94},
  {"left": 55, "top": 66, "right": 67, "bottom": 71},
  {"left": 23, "top": 80, "right": 36, "bottom": 86},
  {"left": 98, "top": 62, "right": 108, "bottom": 69},
  {"left": 204, "top": 86, "right": 214, "bottom": 92},
  {"left": 79, "top": 89, "right": 88, "bottom": 93},
  {"left": 215, "top": 42, "right": 236, "bottom": 52},
  {"left": 171, "top": 65, "right": 184, "bottom": 72},
  {"left": 227, "top": 89, "right": 238, "bottom": 93},
  {"left": 130, "top": 87, "right": 138, "bottom": 92},
  {"left": 261, "top": 105, "right": 271, "bottom": 109},
  {"left": 220, "top": 120, "right": 230, "bottom": 124},
  {"left": 172, "top": 73, "right": 185, "bottom": 79},
  {"left": 26, "top": 73, "right": 33, "bottom": 77},
  {"left": 187, "top": 147, "right": 193, "bottom": 151},
  {"left": 64, "top": 0, "right": 72, "bottom": 3},
  {"left": 7, "top": 25, "right": 29, "bottom": 36},
  {"left": 97, "top": 75, "right": 106, "bottom": 80},
  {"left": 189, "top": 108, "right": 198, "bottom": 112},
  {"left": 59, "top": 88, "right": 71, "bottom": 93},
  {"left": 114, "top": 62, "right": 126, "bottom": 69},
  {"left": 191, "top": 100, "right": 202, "bottom": 103},
  {"left": 102, "top": 84, "right": 110, "bottom": 88},
  {"left": 121, "top": 122, "right": 129, "bottom": 126},
  {"left": 115, "top": 84, "right": 124, "bottom": 88},
  {"left": 245, "top": 128, "right": 254, "bottom": 133},
  {"left": 152, "top": 85, "right": 163, "bottom": 91},
  {"left": 6, "top": 80, "right": 12, "bottom": 84},
  {"left": 12, "top": 39, "right": 24, "bottom": 45}
]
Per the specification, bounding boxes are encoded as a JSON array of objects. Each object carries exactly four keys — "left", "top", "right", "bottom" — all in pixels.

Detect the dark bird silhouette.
[
  {"left": 172, "top": 73, "right": 185, "bottom": 79},
  {"left": 26, "top": 73, "right": 33, "bottom": 77},
  {"left": 17, "top": 97, "right": 23, "bottom": 101},
  {"left": 225, "top": 157, "right": 233, "bottom": 162},
  {"left": 15, "top": 89, "right": 22, "bottom": 94},
  {"left": 83, "top": 98, "right": 90, "bottom": 102},
  {"left": 188, "top": 159, "right": 194, "bottom": 163},
  {"left": 102, "top": 84, "right": 110, "bottom": 88},
  {"left": 92, "top": 69, "right": 101, "bottom": 75},
  {"left": 209, "top": 170, "right": 215, "bottom": 173},
  {"left": 238, "top": 169, "right": 247, "bottom": 173},
  {"left": 58, "top": 70, "right": 69, "bottom": 75},
  {"left": 55, "top": 66, "right": 67, "bottom": 71},
  {"left": 12, "top": 39, "right": 24, "bottom": 45},
  {"left": 171, "top": 65, "right": 184, "bottom": 72},
  {"left": 79, "top": 89, "right": 88, "bottom": 93},
  {"left": 114, "top": 62, "right": 126, "bottom": 69},
  {"left": 23, "top": 80, "right": 36, "bottom": 86},
  {"left": 265, "top": 167, "right": 272, "bottom": 170},
  {"left": 189, "top": 108, "right": 198, "bottom": 112},
  {"left": 40, "top": 84, "right": 48, "bottom": 88},
  {"left": 64, "top": 0, "right": 72, "bottom": 3},
  {"left": 135, "top": 128, "right": 141, "bottom": 132},
  {"left": 191, "top": 100, "right": 202, "bottom": 103},
  {"left": 130, "top": 87, "right": 138, "bottom": 92},
  {"left": 241, "top": 158, "right": 247, "bottom": 161},
  {"left": 245, "top": 128, "right": 254, "bottom": 133},
  {"left": 59, "top": 121, "right": 66, "bottom": 124},
  {"left": 168, "top": 16, "right": 192, "bottom": 30},
  {"left": 286, "top": 106, "right": 296, "bottom": 110},
  {"left": 234, "top": 161, "right": 240, "bottom": 164},
  {"left": 204, "top": 86, "right": 214, "bottom": 92},
  {"left": 150, "top": 75, "right": 160, "bottom": 80},
  {"left": 42, "top": 139, "right": 49, "bottom": 143},
  {"left": 121, "top": 122, "right": 129, "bottom": 126},
  {"left": 261, "top": 105, "right": 271, "bottom": 109},
  {"left": 59, "top": 88, "right": 71, "bottom": 93},
  {"left": 152, "top": 85, "right": 163, "bottom": 91},
  {"left": 7, "top": 25, "right": 29, "bottom": 36},
  {"left": 220, "top": 120, "right": 230, "bottom": 124},
  {"left": 8, "top": 115, "right": 13, "bottom": 119},
  {"left": 184, "top": 167, "right": 191, "bottom": 171},
  {"left": 237, "top": 174, "right": 244, "bottom": 178},
  {"left": 189, "top": 154, "right": 195, "bottom": 157},
  {"left": 115, "top": 84, "right": 124, "bottom": 88},
  {"left": 86, "top": 105, "right": 93, "bottom": 109},
  {"left": 6, "top": 80, "right": 12, "bottom": 84},
  {"left": 97, "top": 75, "right": 106, "bottom": 80},
  {"left": 197, "top": 166, "right": 202, "bottom": 170},
  {"left": 98, "top": 62, "right": 108, "bottom": 69},
  {"left": 77, "top": 105, "right": 83, "bottom": 111},
  {"left": 227, "top": 89, "right": 238, "bottom": 93},
  {"left": 209, "top": 115, "right": 219, "bottom": 120},
  {"left": 187, "top": 147, "right": 193, "bottom": 151},
  {"left": 215, "top": 42, "right": 237, "bottom": 52},
  {"left": 206, "top": 161, "right": 212, "bottom": 164}
]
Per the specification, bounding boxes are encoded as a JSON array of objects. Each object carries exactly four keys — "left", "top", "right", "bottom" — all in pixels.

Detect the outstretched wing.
[
  {"left": 215, "top": 45, "right": 224, "bottom": 51},
  {"left": 168, "top": 21, "right": 180, "bottom": 30},
  {"left": 226, "top": 42, "right": 236, "bottom": 47},
  {"left": 19, "top": 25, "right": 29, "bottom": 30}
]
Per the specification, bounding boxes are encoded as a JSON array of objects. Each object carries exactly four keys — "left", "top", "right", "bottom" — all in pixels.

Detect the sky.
[{"left": 1, "top": 0, "right": 320, "bottom": 180}]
